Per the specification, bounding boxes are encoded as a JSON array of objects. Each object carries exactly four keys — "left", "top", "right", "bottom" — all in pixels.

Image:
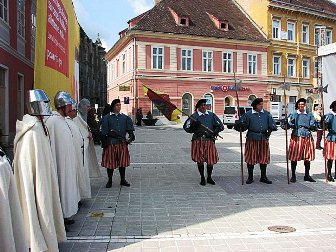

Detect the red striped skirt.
[
  {"left": 324, "top": 140, "right": 336, "bottom": 160},
  {"left": 288, "top": 136, "right": 315, "bottom": 161},
  {"left": 101, "top": 143, "right": 130, "bottom": 169},
  {"left": 191, "top": 140, "right": 219, "bottom": 165},
  {"left": 244, "top": 140, "right": 270, "bottom": 165}
]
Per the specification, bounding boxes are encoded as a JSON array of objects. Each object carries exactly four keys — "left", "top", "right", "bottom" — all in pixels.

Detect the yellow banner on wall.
[{"left": 34, "top": 0, "right": 79, "bottom": 106}]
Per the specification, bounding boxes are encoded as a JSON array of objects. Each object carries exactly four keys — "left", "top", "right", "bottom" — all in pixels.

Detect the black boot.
[
  {"left": 327, "top": 160, "right": 335, "bottom": 182},
  {"left": 304, "top": 161, "right": 316, "bottom": 182},
  {"left": 206, "top": 165, "right": 216, "bottom": 185},
  {"left": 260, "top": 164, "right": 272, "bottom": 184},
  {"left": 198, "top": 163, "right": 206, "bottom": 186},
  {"left": 290, "top": 161, "right": 297, "bottom": 183},
  {"left": 106, "top": 169, "right": 113, "bottom": 188},
  {"left": 246, "top": 164, "right": 254, "bottom": 184},
  {"left": 119, "top": 167, "right": 130, "bottom": 186}
]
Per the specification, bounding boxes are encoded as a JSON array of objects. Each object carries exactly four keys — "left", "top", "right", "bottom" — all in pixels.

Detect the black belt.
[{"left": 249, "top": 130, "right": 267, "bottom": 134}]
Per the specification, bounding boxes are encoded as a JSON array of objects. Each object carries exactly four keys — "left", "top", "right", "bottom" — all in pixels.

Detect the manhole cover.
[{"left": 268, "top": 226, "right": 296, "bottom": 233}]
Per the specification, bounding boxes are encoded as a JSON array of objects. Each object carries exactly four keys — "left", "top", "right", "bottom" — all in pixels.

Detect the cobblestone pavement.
[{"left": 59, "top": 126, "right": 336, "bottom": 252}]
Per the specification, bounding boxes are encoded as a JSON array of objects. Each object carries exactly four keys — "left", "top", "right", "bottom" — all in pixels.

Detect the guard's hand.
[{"left": 88, "top": 132, "right": 93, "bottom": 140}]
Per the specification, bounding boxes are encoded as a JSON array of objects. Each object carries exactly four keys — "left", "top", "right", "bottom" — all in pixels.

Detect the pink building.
[{"left": 105, "top": 0, "right": 270, "bottom": 118}]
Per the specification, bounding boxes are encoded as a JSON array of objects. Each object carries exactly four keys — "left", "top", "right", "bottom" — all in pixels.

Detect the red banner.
[{"left": 45, "top": 0, "right": 69, "bottom": 77}]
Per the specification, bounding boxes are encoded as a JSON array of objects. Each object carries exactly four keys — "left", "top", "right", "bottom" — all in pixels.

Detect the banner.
[
  {"left": 320, "top": 43, "right": 336, "bottom": 113},
  {"left": 34, "top": 0, "right": 80, "bottom": 106}
]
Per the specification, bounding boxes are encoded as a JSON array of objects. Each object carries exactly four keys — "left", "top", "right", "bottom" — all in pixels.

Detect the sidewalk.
[{"left": 59, "top": 127, "right": 336, "bottom": 252}]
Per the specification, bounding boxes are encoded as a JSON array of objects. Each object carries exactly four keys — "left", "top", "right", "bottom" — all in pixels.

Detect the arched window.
[
  {"left": 182, "top": 93, "right": 192, "bottom": 115},
  {"left": 204, "top": 94, "right": 213, "bottom": 112},
  {"left": 224, "top": 96, "right": 234, "bottom": 106}
]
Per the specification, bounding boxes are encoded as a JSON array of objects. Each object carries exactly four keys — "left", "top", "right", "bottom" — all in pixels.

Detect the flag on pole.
[{"left": 143, "top": 85, "right": 181, "bottom": 123}]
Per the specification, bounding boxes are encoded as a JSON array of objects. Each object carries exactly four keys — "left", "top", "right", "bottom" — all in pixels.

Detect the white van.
[{"left": 223, "top": 106, "right": 250, "bottom": 129}]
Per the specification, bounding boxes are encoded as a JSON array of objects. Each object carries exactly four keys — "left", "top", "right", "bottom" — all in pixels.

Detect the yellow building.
[{"left": 234, "top": 0, "right": 336, "bottom": 111}]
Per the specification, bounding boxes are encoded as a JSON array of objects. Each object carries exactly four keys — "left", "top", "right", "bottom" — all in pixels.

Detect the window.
[
  {"left": 0, "top": 67, "right": 8, "bottom": 136},
  {"left": 202, "top": 51, "right": 213, "bottom": 72},
  {"left": 0, "top": 0, "right": 8, "bottom": 22},
  {"left": 222, "top": 52, "right": 232, "bottom": 73},
  {"left": 273, "top": 56, "right": 281, "bottom": 75},
  {"left": 31, "top": 0, "right": 37, "bottom": 48},
  {"left": 152, "top": 47, "right": 163, "bottom": 69},
  {"left": 220, "top": 21, "right": 229, "bottom": 31},
  {"left": 180, "top": 18, "right": 187, "bottom": 26},
  {"left": 248, "top": 54, "right": 257, "bottom": 75},
  {"left": 17, "top": 74, "right": 24, "bottom": 120},
  {"left": 272, "top": 19, "right": 280, "bottom": 39},
  {"left": 289, "top": 96, "right": 296, "bottom": 103},
  {"left": 181, "top": 49, "right": 192, "bottom": 71},
  {"left": 302, "top": 59, "right": 309, "bottom": 78},
  {"left": 182, "top": 93, "right": 192, "bottom": 115},
  {"left": 326, "top": 30, "right": 332, "bottom": 45},
  {"left": 204, "top": 94, "right": 213, "bottom": 112},
  {"left": 302, "top": 24, "right": 309, "bottom": 44},
  {"left": 315, "top": 27, "right": 321, "bottom": 46},
  {"left": 314, "top": 59, "right": 319, "bottom": 78},
  {"left": 287, "top": 22, "right": 295, "bottom": 42},
  {"left": 17, "top": 0, "right": 25, "bottom": 38},
  {"left": 122, "top": 53, "right": 126, "bottom": 74},
  {"left": 287, "top": 58, "right": 296, "bottom": 77}
]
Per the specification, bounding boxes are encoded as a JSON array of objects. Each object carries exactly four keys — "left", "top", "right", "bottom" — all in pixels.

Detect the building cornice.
[
  {"left": 105, "top": 29, "right": 270, "bottom": 61},
  {"left": 0, "top": 39, "right": 34, "bottom": 68},
  {"left": 269, "top": 2, "right": 336, "bottom": 21}
]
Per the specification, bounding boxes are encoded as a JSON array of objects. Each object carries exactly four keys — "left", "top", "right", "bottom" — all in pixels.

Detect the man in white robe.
[
  {"left": 0, "top": 146, "right": 29, "bottom": 252},
  {"left": 67, "top": 100, "right": 91, "bottom": 199},
  {"left": 74, "top": 99, "right": 101, "bottom": 178},
  {"left": 13, "top": 89, "right": 66, "bottom": 252},
  {"left": 45, "top": 91, "right": 80, "bottom": 224}
]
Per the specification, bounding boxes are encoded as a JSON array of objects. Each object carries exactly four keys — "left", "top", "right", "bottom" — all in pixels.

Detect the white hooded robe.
[
  {"left": 13, "top": 115, "right": 66, "bottom": 252},
  {"left": 66, "top": 117, "right": 91, "bottom": 199},
  {"left": 74, "top": 114, "right": 101, "bottom": 178},
  {"left": 0, "top": 149, "right": 29, "bottom": 252},
  {"left": 45, "top": 112, "right": 80, "bottom": 218}
]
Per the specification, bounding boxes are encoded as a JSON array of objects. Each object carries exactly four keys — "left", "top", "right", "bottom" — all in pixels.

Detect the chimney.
[{"left": 153, "top": 0, "right": 162, "bottom": 5}]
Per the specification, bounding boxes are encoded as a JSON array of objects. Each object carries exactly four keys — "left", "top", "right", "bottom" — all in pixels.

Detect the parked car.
[{"left": 223, "top": 106, "right": 251, "bottom": 129}]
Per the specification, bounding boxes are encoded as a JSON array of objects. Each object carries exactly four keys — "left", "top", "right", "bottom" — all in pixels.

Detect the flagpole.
[
  {"left": 142, "top": 84, "right": 223, "bottom": 139},
  {"left": 233, "top": 72, "right": 244, "bottom": 185},
  {"left": 283, "top": 76, "right": 290, "bottom": 184}
]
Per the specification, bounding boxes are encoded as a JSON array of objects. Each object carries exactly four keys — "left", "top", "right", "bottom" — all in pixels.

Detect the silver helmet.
[
  {"left": 54, "top": 91, "right": 72, "bottom": 108},
  {"left": 71, "top": 98, "right": 78, "bottom": 111},
  {"left": 27, "top": 89, "right": 52, "bottom": 116}
]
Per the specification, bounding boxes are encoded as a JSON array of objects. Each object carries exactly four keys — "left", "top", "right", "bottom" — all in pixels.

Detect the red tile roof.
[{"left": 129, "top": 0, "right": 268, "bottom": 43}]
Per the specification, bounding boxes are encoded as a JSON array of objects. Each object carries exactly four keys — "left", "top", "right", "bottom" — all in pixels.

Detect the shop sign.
[
  {"left": 119, "top": 85, "right": 130, "bottom": 91},
  {"left": 210, "top": 85, "right": 250, "bottom": 92}
]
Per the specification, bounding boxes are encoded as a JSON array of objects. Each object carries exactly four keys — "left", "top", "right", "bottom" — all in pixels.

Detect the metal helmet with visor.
[{"left": 27, "top": 89, "right": 52, "bottom": 116}]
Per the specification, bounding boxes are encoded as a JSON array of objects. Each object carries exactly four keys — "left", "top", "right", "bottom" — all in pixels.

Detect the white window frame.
[
  {"left": 302, "top": 59, "right": 309, "bottom": 78},
  {"left": 181, "top": 49, "right": 192, "bottom": 71},
  {"left": 17, "top": 0, "right": 25, "bottom": 38},
  {"left": 272, "top": 19, "right": 281, "bottom": 39},
  {"left": 302, "top": 24, "right": 309, "bottom": 44},
  {"left": 287, "top": 22, "right": 295, "bottom": 42},
  {"left": 152, "top": 46, "right": 164, "bottom": 70},
  {"left": 287, "top": 58, "right": 296, "bottom": 77},
  {"left": 273, "top": 55, "right": 281, "bottom": 75},
  {"left": 326, "top": 30, "right": 332, "bottom": 45},
  {"left": 222, "top": 52, "right": 232, "bottom": 73},
  {"left": 202, "top": 50, "right": 213, "bottom": 72},
  {"left": 0, "top": 0, "right": 8, "bottom": 23},
  {"left": 248, "top": 54, "right": 257, "bottom": 75}
]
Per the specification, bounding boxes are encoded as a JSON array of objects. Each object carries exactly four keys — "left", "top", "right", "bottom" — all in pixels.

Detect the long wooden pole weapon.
[
  {"left": 282, "top": 77, "right": 290, "bottom": 184},
  {"left": 233, "top": 72, "right": 244, "bottom": 185},
  {"left": 319, "top": 68, "right": 328, "bottom": 183}
]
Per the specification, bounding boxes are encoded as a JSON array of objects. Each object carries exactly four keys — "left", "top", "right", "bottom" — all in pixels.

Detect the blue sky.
[
  {"left": 73, "top": 0, "right": 154, "bottom": 50},
  {"left": 73, "top": 0, "right": 336, "bottom": 51}
]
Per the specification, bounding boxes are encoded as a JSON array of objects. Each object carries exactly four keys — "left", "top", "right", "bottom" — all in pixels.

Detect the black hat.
[
  {"left": 330, "top": 100, "right": 336, "bottom": 109},
  {"left": 251, "top": 98, "right": 263, "bottom": 109},
  {"left": 295, "top": 98, "right": 306, "bottom": 109},
  {"left": 111, "top": 99, "right": 121, "bottom": 109},
  {"left": 195, "top": 99, "right": 207, "bottom": 109}
]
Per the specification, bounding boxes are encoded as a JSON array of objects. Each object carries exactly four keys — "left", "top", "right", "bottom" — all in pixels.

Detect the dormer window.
[
  {"left": 180, "top": 18, "right": 187, "bottom": 26},
  {"left": 220, "top": 21, "right": 229, "bottom": 31}
]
